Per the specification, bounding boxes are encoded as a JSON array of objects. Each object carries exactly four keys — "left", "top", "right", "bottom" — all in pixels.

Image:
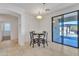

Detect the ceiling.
[
  {"left": 0, "top": 3, "right": 78, "bottom": 16},
  {"left": 12, "top": 3, "right": 77, "bottom": 16}
]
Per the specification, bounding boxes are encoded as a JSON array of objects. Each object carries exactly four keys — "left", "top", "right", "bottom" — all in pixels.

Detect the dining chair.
[
  {"left": 41, "top": 31, "right": 48, "bottom": 47},
  {"left": 30, "top": 31, "right": 33, "bottom": 46},
  {"left": 30, "top": 31, "right": 38, "bottom": 48}
]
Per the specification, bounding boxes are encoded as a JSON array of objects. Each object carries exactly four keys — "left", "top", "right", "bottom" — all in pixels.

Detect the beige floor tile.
[{"left": 0, "top": 40, "right": 79, "bottom": 56}]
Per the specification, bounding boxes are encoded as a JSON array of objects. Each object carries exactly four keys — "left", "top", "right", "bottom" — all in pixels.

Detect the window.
[{"left": 4, "top": 23, "right": 11, "bottom": 32}]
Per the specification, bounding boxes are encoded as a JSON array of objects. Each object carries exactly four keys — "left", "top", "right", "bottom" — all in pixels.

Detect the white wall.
[
  {"left": 39, "top": 4, "right": 79, "bottom": 42},
  {"left": 39, "top": 15, "right": 52, "bottom": 42},
  {"left": 0, "top": 14, "right": 18, "bottom": 42},
  {"left": 18, "top": 13, "right": 39, "bottom": 46}
]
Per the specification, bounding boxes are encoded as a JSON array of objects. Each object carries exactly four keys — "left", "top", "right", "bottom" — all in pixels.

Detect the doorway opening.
[{"left": 2, "top": 23, "right": 11, "bottom": 41}]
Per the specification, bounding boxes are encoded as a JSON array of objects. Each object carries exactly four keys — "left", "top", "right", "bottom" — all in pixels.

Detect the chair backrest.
[
  {"left": 42, "top": 31, "right": 48, "bottom": 40},
  {"left": 30, "top": 32, "right": 33, "bottom": 40},
  {"left": 30, "top": 31, "right": 35, "bottom": 40}
]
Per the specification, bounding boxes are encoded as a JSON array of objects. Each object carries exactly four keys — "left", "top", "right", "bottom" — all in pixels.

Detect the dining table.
[
  {"left": 33, "top": 33, "right": 44, "bottom": 46},
  {"left": 33, "top": 33, "right": 44, "bottom": 38}
]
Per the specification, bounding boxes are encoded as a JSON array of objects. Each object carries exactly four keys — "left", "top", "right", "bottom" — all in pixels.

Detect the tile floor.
[{"left": 0, "top": 40, "right": 79, "bottom": 56}]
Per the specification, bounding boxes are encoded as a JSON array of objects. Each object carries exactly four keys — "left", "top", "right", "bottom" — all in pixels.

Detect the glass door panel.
[
  {"left": 63, "top": 12, "right": 78, "bottom": 47},
  {"left": 53, "top": 16, "right": 63, "bottom": 43}
]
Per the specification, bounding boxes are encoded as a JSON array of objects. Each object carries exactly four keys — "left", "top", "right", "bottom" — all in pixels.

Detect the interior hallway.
[{"left": 0, "top": 40, "right": 79, "bottom": 56}]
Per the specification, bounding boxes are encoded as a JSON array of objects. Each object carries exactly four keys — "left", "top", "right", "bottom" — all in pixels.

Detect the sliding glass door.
[
  {"left": 52, "top": 11, "right": 79, "bottom": 48},
  {"left": 63, "top": 12, "right": 78, "bottom": 47},
  {"left": 53, "top": 16, "right": 63, "bottom": 43}
]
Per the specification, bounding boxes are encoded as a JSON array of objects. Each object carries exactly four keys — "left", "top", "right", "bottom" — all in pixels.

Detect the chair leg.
[
  {"left": 42, "top": 40, "right": 45, "bottom": 48},
  {"left": 32, "top": 43, "right": 34, "bottom": 48},
  {"left": 30, "top": 41, "right": 32, "bottom": 46},
  {"left": 46, "top": 41, "right": 48, "bottom": 46},
  {"left": 32, "top": 39, "right": 35, "bottom": 48},
  {"left": 38, "top": 42, "right": 40, "bottom": 47},
  {"left": 37, "top": 39, "right": 40, "bottom": 47}
]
